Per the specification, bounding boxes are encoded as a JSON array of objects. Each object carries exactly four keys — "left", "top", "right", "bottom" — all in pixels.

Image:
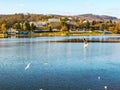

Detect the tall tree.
[
  {"left": 1, "top": 24, "right": 7, "bottom": 33},
  {"left": 23, "top": 22, "right": 30, "bottom": 31},
  {"left": 14, "top": 23, "right": 21, "bottom": 30},
  {"left": 30, "top": 23, "right": 36, "bottom": 31},
  {"left": 92, "top": 20, "right": 96, "bottom": 25},
  {"left": 83, "top": 20, "right": 90, "bottom": 30},
  {"left": 61, "top": 26, "right": 67, "bottom": 31}
]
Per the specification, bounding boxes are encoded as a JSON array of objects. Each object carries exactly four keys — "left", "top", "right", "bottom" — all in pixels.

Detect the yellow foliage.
[
  {"left": 1, "top": 24, "right": 6, "bottom": 31},
  {"left": 0, "top": 24, "right": 7, "bottom": 33},
  {"left": 109, "top": 27, "right": 114, "bottom": 32},
  {"left": 61, "top": 26, "right": 67, "bottom": 31}
]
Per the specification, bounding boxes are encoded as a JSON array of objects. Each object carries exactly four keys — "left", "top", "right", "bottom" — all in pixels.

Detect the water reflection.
[{"left": 57, "top": 36, "right": 120, "bottom": 43}]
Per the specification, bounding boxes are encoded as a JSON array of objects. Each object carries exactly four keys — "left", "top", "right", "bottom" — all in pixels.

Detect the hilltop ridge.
[{"left": 75, "top": 14, "right": 118, "bottom": 21}]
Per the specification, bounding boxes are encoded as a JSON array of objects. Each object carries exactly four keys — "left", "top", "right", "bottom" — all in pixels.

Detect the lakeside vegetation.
[
  {"left": 0, "top": 14, "right": 120, "bottom": 37},
  {"left": 26, "top": 31, "right": 103, "bottom": 37}
]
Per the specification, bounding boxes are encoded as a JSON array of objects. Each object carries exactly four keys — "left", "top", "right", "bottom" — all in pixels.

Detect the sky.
[{"left": 0, "top": 0, "right": 120, "bottom": 18}]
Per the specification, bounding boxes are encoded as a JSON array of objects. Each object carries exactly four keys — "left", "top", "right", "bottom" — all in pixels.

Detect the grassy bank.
[
  {"left": 6, "top": 31, "right": 119, "bottom": 38},
  {"left": 0, "top": 34, "right": 8, "bottom": 38},
  {"left": 21, "top": 31, "right": 104, "bottom": 37}
]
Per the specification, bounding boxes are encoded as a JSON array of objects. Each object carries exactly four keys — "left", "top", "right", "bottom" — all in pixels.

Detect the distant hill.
[
  {"left": 75, "top": 14, "right": 118, "bottom": 21},
  {"left": 0, "top": 14, "right": 119, "bottom": 27}
]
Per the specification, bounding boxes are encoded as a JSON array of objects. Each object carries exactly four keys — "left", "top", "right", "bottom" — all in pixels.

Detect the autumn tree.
[
  {"left": 109, "top": 27, "right": 114, "bottom": 33},
  {"left": 13, "top": 23, "right": 21, "bottom": 30},
  {"left": 78, "top": 20, "right": 84, "bottom": 30},
  {"left": 50, "top": 22, "right": 61, "bottom": 30},
  {"left": 30, "top": 23, "right": 36, "bottom": 31},
  {"left": 83, "top": 20, "right": 90, "bottom": 30},
  {"left": 92, "top": 20, "right": 96, "bottom": 25},
  {"left": 61, "top": 26, "right": 67, "bottom": 31},
  {"left": 1, "top": 24, "right": 7, "bottom": 33},
  {"left": 23, "top": 22, "right": 30, "bottom": 31},
  {"left": 113, "top": 24, "right": 120, "bottom": 34}
]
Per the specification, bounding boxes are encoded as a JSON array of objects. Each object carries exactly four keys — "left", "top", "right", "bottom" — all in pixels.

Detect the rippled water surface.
[{"left": 0, "top": 36, "right": 120, "bottom": 90}]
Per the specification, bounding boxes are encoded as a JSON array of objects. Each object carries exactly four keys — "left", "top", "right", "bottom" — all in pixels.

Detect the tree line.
[{"left": 0, "top": 14, "right": 120, "bottom": 34}]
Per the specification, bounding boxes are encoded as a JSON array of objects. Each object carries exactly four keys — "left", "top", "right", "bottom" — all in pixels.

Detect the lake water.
[{"left": 0, "top": 36, "right": 120, "bottom": 90}]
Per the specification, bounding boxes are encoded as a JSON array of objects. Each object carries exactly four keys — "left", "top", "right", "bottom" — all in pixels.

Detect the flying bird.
[
  {"left": 98, "top": 76, "right": 101, "bottom": 80},
  {"left": 83, "top": 38, "right": 88, "bottom": 48},
  {"left": 25, "top": 63, "right": 31, "bottom": 70},
  {"left": 104, "top": 86, "right": 107, "bottom": 90}
]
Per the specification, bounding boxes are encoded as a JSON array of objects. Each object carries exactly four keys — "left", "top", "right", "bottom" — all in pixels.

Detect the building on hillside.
[
  {"left": 31, "top": 21, "right": 47, "bottom": 27},
  {"left": 103, "top": 30, "right": 112, "bottom": 34},
  {"left": 48, "top": 18, "right": 60, "bottom": 23},
  {"left": 67, "top": 20, "right": 77, "bottom": 24},
  {"left": 7, "top": 28, "right": 19, "bottom": 34}
]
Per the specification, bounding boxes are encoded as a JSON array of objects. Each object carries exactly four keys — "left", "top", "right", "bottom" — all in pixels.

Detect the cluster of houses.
[
  {"left": 6, "top": 18, "right": 62, "bottom": 34},
  {"left": 32, "top": 17, "right": 78, "bottom": 26},
  {"left": 6, "top": 17, "right": 111, "bottom": 35},
  {"left": 6, "top": 16, "right": 87, "bottom": 34}
]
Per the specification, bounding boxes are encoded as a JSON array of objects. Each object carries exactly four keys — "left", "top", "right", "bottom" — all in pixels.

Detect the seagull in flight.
[
  {"left": 98, "top": 76, "right": 101, "bottom": 80},
  {"left": 104, "top": 86, "right": 107, "bottom": 90},
  {"left": 25, "top": 63, "right": 31, "bottom": 70},
  {"left": 83, "top": 38, "right": 88, "bottom": 48}
]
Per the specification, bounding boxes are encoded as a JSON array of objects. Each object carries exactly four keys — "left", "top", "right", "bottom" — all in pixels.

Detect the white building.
[
  {"left": 7, "top": 28, "right": 19, "bottom": 34},
  {"left": 48, "top": 18, "right": 60, "bottom": 23},
  {"left": 30, "top": 21, "right": 47, "bottom": 27}
]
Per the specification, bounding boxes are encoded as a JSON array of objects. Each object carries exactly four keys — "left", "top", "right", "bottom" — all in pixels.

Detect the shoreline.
[
  {"left": 53, "top": 38, "right": 120, "bottom": 43},
  {"left": 16, "top": 31, "right": 104, "bottom": 37},
  {"left": 1, "top": 31, "right": 120, "bottom": 38}
]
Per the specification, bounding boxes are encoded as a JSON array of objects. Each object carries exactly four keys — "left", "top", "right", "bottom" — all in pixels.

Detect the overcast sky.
[{"left": 0, "top": 0, "right": 120, "bottom": 18}]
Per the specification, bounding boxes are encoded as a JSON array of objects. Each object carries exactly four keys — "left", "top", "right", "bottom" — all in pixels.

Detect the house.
[
  {"left": 103, "top": 31, "right": 112, "bottom": 34},
  {"left": 67, "top": 20, "right": 77, "bottom": 24},
  {"left": 7, "top": 28, "right": 19, "bottom": 34},
  {"left": 30, "top": 21, "right": 47, "bottom": 27},
  {"left": 48, "top": 18, "right": 60, "bottom": 23}
]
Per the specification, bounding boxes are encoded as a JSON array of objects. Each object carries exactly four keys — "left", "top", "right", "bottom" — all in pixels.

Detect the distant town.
[{"left": 0, "top": 13, "right": 120, "bottom": 37}]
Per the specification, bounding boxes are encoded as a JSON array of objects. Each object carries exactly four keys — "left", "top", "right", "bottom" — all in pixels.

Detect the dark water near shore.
[{"left": 0, "top": 36, "right": 120, "bottom": 90}]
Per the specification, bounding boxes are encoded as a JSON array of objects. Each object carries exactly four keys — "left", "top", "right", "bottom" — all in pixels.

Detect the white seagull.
[
  {"left": 88, "top": 89, "right": 91, "bottom": 90},
  {"left": 25, "top": 63, "right": 31, "bottom": 70},
  {"left": 44, "top": 62, "right": 48, "bottom": 65},
  {"left": 98, "top": 76, "right": 101, "bottom": 80},
  {"left": 83, "top": 38, "right": 88, "bottom": 48},
  {"left": 104, "top": 86, "right": 107, "bottom": 90}
]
